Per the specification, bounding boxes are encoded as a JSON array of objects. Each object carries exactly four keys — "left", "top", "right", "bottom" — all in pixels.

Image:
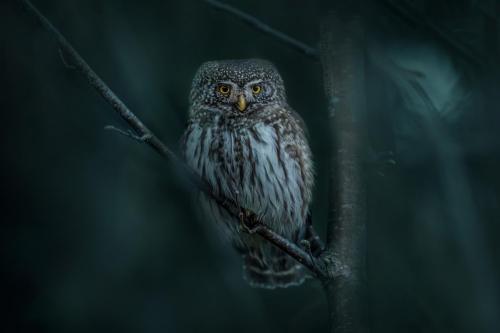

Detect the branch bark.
[
  {"left": 19, "top": 0, "right": 325, "bottom": 278},
  {"left": 320, "top": 10, "right": 367, "bottom": 333}
]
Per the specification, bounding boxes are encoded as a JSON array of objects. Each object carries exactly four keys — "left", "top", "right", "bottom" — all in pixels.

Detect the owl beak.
[{"left": 236, "top": 94, "right": 247, "bottom": 112}]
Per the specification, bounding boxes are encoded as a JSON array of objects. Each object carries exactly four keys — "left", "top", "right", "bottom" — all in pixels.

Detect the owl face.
[{"left": 190, "top": 59, "right": 286, "bottom": 115}]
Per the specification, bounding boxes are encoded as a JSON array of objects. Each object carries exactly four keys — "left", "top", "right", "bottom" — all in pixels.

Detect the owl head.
[{"left": 190, "top": 59, "right": 286, "bottom": 115}]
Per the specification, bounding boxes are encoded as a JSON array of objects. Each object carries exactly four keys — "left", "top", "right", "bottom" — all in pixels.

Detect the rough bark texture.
[{"left": 320, "top": 11, "right": 367, "bottom": 333}]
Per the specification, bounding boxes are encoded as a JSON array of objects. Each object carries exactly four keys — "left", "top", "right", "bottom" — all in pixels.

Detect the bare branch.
[
  {"left": 58, "top": 48, "right": 75, "bottom": 69},
  {"left": 204, "top": 0, "right": 319, "bottom": 60},
  {"left": 20, "top": 0, "right": 177, "bottom": 161},
  {"left": 255, "top": 225, "right": 325, "bottom": 277},
  {"left": 20, "top": 0, "right": 325, "bottom": 278},
  {"left": 104, "top": 125, "right": 152, "bottom": 142}
]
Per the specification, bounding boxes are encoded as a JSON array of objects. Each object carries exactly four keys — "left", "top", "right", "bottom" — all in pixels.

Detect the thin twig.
[
  {"left": 104, "top": 125, "right": 152, "bottom": 142},
  {"left": 20, "top": 0, "right": 176, "bottom": 161},
  {"left": 58, "top": 48, "right": 75, "bottom": 69},
  {"left": 19, "top": 0, "right": 325, "bottom": 278},
  {"left": 204, "top": 0, "right": 319, "bottom": 59}
]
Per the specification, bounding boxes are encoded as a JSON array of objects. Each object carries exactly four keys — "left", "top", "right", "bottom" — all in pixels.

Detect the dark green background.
[{"left": 2, "top": 1, "right": 499, "bottom": 332}]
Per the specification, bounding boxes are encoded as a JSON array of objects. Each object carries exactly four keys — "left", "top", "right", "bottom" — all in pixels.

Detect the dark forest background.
[{"left": 1, "top": 0, "right": 499, "bottom": 332}]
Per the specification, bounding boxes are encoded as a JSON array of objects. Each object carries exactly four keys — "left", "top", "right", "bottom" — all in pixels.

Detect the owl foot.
[
  {"left": 300, "top": 239, "right": 326, "bottom": 275},
  {"left": 238, "top": 209, "right": 262, "bottom": 234}
]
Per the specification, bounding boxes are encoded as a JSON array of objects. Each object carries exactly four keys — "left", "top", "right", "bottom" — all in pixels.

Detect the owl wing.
[
  {"left": 179, "top": 119, "right": 193, "bottom": 159},
  {"left": 262, "top": 105, "right": 314, "bottom": 228},
  {"left": 289, "top": 108, "right": 311, "bottom": 140},
  {"left": 285, "top": 106, "right": 314, "bottom": 191}
]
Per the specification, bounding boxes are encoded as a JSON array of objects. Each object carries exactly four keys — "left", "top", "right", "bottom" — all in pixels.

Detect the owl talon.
[
  {"left": 300, "top": 239, "right": 311, "bottom": 249},
  {"left": 239, "top": 209, "right": 261, "bottom": 234}
]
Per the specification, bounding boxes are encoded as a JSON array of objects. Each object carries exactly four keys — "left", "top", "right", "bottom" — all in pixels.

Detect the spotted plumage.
[{"left": 182, "top": 59, "right": 314, "bottom": 288}]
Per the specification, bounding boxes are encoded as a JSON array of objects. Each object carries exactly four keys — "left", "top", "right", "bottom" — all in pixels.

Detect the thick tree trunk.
[{"left": 320, "top": 10, "right": 367, "bottom": 333}]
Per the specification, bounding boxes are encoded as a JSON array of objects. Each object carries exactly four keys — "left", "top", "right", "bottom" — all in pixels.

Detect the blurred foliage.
[{"left": 1, "top": 0, "right": 499, "bottom": 332}]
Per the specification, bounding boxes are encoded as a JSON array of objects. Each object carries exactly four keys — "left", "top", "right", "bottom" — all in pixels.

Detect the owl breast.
[{"left": 183, "top": 112, "right": 312, "bottom": 238}]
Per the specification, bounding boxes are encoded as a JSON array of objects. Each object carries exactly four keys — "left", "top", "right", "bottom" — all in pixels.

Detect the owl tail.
[
  {"left": 242, "top": 216, "right": 322, "bottom": 289},
  {"left": 242, "top": 245, "right": 309, "bottom": 289}
]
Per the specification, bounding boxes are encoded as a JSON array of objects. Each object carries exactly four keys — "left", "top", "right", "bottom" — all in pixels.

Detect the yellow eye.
[
  {"left": 252, "top": 85, "right": 262, "bottom": 94},
  {"left": 217, "top": 84, "right": 231, "bottom": 95}
]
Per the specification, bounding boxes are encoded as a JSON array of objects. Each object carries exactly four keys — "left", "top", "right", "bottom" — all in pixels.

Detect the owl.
[{"left": 182, "top": 59, "right": 314, "bottom": 288}]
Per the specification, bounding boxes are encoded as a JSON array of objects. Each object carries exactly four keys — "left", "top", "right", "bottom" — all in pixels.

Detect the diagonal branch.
[
  {"left": 254, "top": 224, "right": 325, "bottom": 275},
  {"left": 204, "top": 0, "right": 319, "bottom": 59},
  {"left": 19, "top": 0, "right": 176, "bottom": 161},
  {"left": 19, "top": 0, "right": 325, "bottom": 278}
]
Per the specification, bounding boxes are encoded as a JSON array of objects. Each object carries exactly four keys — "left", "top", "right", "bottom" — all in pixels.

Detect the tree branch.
[
  {"left": 254, "top": 224, "right": 325, "bottom": 276},
  {"left": 19, "top": 0, "right": 326, "bottom": 278},
  {"left": 204, "top": 0, "right": 319, "bottom": 60}
]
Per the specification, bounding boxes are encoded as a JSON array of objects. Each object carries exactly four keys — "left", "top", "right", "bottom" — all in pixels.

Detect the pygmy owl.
[{"left": 182, "top": 59, "right": 314, "bottom": 288}]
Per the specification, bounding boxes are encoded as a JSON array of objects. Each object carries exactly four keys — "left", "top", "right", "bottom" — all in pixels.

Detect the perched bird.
[{"left": 182, "top": 59, "right": 314, "bottom": 288}]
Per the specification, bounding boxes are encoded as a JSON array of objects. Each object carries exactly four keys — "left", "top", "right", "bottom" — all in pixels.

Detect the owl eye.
[
  {"left": 252, "top": 85, "right": 262, "bottom": 94},
  {"left": 217, "top": 84, "right": 231, "bottom": 95}
]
